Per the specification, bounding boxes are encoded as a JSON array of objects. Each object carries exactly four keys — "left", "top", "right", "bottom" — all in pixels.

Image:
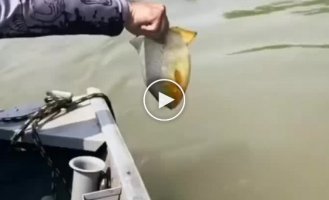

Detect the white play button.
[
  {"left": 158, "top": 92, "right": 175, "bottom": 109},
  {"left": 143, "top": 79, "right": 186, "bottom": 122}
]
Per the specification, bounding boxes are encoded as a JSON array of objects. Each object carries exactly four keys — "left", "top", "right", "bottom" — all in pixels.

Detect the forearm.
[{"left": 0, "top": 0, "right": 129, "bottom": 38}]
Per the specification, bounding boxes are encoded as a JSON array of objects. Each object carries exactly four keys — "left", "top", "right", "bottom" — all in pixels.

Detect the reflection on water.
[
  {"left": 224, "top": 0, "right": 329, "bottom": 19},
  {"left": 293, "top": 6, "right": 329, "bottom": 15},
  {"left": 229, "top": 44, "right": 329, "bottom": 55}
]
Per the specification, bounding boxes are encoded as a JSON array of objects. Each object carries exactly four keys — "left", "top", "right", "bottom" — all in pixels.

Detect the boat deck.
[{"left": 0, "top": 88, "right": 151, "bottom": 200}]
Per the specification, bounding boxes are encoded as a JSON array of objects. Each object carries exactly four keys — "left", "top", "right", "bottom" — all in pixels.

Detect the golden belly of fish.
[{"left": 158, "top": 28, "right": 196, "bottom": 109}]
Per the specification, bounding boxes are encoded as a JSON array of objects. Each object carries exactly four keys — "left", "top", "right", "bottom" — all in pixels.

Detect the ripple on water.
[
  {"left": 224, "top": 0, "right": 329, "bottom": 19},
  {"left": 228, "top": 44, "right": 329, "bottom": 55}
]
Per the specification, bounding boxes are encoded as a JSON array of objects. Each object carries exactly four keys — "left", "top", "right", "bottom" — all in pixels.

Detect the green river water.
[{"left": 1, "top": 0, "right": 329, "bottom": 199}]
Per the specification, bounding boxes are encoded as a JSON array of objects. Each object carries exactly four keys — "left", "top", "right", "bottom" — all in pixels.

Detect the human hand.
[{"left": 124, "top": 2, "right": 169, "bottom": 42}]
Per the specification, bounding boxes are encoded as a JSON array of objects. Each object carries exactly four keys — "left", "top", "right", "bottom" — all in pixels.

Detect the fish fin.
[
  {"left": 129, "top": 36, "right": 145, "bottom": 53},
  {"left": 171, "top": 27, "right": 197, "bottom": 46}
]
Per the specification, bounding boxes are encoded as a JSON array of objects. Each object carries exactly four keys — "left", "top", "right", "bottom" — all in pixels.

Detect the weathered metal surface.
[
  {"left": 0, "top": 103, "right": 43, "bottom": 122},
  {"left": 88, "top": 88, "right": 151, "bottom": 200},
  {"left": 83, "top": 187, "right": 121, "bottom": 200},
  {"left": 0, "top": 98, "right": 104, "bottom": 152}
]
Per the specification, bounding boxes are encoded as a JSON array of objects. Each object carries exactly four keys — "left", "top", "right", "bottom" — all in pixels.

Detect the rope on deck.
[{"left": 9, "top": 90, "right": 116, "bottom": 199}]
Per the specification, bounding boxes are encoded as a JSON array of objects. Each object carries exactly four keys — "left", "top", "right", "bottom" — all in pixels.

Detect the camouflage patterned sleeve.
[{"left": 0, "top": 0, "right": 129, "bottom": 38}]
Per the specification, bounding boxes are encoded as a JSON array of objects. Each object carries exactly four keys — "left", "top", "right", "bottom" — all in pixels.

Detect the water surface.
[{"left": 1, "top": 0, "right": 329, "bottom": 200}]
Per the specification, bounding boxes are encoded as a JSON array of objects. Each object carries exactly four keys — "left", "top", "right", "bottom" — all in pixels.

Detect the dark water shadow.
[
  {"left": 224, "top": 0, "right": 329, "bottom": 19},
  {"left": 229, "top": 44, "right": 329, "bottom": 55}
]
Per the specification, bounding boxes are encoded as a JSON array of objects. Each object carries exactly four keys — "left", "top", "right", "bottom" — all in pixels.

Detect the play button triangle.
[{"left": 158, "top": 92, "right": 175, "bottom": 109}]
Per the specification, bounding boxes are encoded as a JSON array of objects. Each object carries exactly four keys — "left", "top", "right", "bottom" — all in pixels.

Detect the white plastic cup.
[{"left": 69, "top": 156, "right": 105, "bottom": 200}]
